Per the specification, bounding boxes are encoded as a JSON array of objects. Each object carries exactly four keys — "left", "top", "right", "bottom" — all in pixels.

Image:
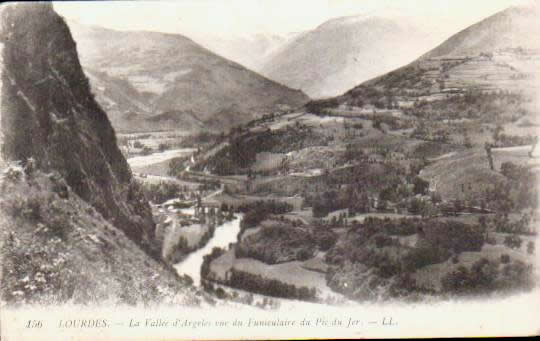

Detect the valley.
[{"left": 0, "top": 1, "right": 538, "bottom": 314}]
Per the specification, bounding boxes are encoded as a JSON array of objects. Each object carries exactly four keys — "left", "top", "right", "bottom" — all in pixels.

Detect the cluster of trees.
[
  {"left": 305, "top": 98, "right": 339, "bottom": 115},
  {"left": 177, "top": 131, "right": 220, "bottom": 148},
  {"left": 236, "top": 221, "right": 336, "bottom": 264},
  {"left": 342, "top": 144, "right": 366, "bottom": 163},
  {"left": 167, "top": 156, "right": 190, "bottom": 177},
  {"left": 494, "top": 133, "right": 536, "bottom": 148},
  {"left": 228, "top": 268, "right": 317, "bottom": 301},
  {"left": 310, "top": 190, "right": 351, "bottom": 218},
  {"left": 490, "top": 161, "right": 538, "bottom": 212},
  {"left": 372, "top": 115, "right": 413, "bottom": 131},
  {"left": 310, "top": 171, "right": 429, "bottom": 218},
  {"left": 201, "top": 247, "right": 226, "bottom": 280},
  {"left": 488, "top": 212, "right": 535, "bottom": 235},
  {"left": 235, "top": 224, "right": 316, "bottom": 264},
  {"left": 441, "top": 258, "right": 534, "bottom": 295},
  {"left": 168, "top": 225, "right": 217, "bottom": 264},
  {"left": 200, "top": 127, "right": 323, "bottom": 175},
  {"left": 238, "top": 200, "right": 293, "bottom": 230},
  {"left": 141, "top": 182, "right": 181, "bottom": 204},
  {"left": 326, "top": 216, "right": 486, "bottom": 273},
  {"left": 322, "top": 214, "right": 537, "bottom": 300},
  {"left": 406, "top": 90, "right": 528, "bottom": 122}
]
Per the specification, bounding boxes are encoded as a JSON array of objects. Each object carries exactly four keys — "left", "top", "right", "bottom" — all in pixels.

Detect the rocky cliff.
[{"left": 0, "top": 4, "right": 157, "bottom": 254}]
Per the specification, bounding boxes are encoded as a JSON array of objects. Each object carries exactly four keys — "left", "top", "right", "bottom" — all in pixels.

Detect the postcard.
[{"left": 0, "top": 0, "right": 539, "bottom": 339}]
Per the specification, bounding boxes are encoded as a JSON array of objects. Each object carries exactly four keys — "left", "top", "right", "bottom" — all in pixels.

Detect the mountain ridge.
[
  {"left": 67, "top": 20, "right": 309, "bottom": 133},
  {"left": 260, "top": 15, "right": 436, "bottom": 99}
]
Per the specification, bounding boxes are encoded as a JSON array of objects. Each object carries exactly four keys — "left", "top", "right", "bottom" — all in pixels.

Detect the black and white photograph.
[{"left": 0, "top": 0, "right": 539, "bottom": 339}]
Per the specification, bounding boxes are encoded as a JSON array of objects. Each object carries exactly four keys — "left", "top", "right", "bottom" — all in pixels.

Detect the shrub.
[
  {"left": 3, "top": 163, "right": 24, "bottom": 183},
  {"left": 238, "top": 200, "right": 293, "bottom": 230},
  {"left": 441, "top": 258, "right": 503, "bottom": 295},
  {"left": 402, "top": 247, "right": 450, "bottom": 271},
  {"left": 374, "top": 234, "right": 395, "bottom": 248},
  {"left": 313, "top": 228, "right": 337, "bottom": 251},
  {"left": 526, "top": 241, "right": 535, "bottom": 255},
  {"left": 22, "top": 197, "right": 41, "bottom": 221},
  {"left": 504, "top": 235, "right": 523, "bottom": 249},
  {"left": 500, "top": 254, "right": 511, "bottom": 264},
  {"left": 158, "top": 143, "right": 170, "bottom": 152},
  {"left": 141, "top": 146, "right": 153, "bottom": 156},
  {"left": 227, "top": 268, "right": 317, "bottom": 301}
]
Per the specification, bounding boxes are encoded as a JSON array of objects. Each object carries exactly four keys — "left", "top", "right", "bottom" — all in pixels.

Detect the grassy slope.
[{"left": 0, "top": 170, "right": 198, "bottom": 306}]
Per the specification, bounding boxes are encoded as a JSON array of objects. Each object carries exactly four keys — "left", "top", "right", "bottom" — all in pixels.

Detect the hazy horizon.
[{"left": 55, "top": 0, "right": 533, "bottom": 43}]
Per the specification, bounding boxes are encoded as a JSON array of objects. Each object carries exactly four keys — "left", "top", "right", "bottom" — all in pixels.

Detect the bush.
[
  {"left": 312, "top": 228, "right": 337, "bottom": 251},
  {"left": 228, "top": 268, "right": 317, "bottom": 301},
  {"left": 141, "top": 146, "right": 153, "bottom": 156},
  {"left": 441, "top": 259, "right": 498, "bottom": 294},
  {"left": 3, "top": 163, "right": 24, "bottom": 183},
  {"left": 238, "top": 200, "right": 293, "bottom": 230},
  {"left": 141, "top": 182, "right": 181, "bottom": 204},
  {"left": 500, "top": 254, "right": 511, "bottom": 264},
  {"left": 402, "top": 247, "right": 450, "bottom": 271},
  {"left": 374, "top": 234, "right": 395, "bottom": 248},
  {"left": 504, "top": 235, "right": 523, "bottom": 249},
  {"left": 158, "top": 143, "right": 170, "bottom": 152},
  {"left": 526, "top": 241, "right": 535, "bottom": 255},
  {"left": 201, "top": 247, "right": 226, "bottom": 280}
]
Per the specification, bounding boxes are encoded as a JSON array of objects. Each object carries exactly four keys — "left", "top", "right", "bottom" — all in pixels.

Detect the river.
[{"left": 173, "top": 213, "right": 243, "bottom": 285}]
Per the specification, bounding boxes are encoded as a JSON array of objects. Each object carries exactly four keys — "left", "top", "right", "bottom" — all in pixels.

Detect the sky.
[{"left": 54, "top": 0, "right": 533, "bottom": 41}]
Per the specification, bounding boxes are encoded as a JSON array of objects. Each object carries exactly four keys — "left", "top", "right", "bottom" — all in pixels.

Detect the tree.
[
  {"left": 408, "top": 198, "right": 425, "bottom": 215},
  {"left": 158, "top": 143, "right": 170, "bottom": 152},
  {"left": 413, "top": 177, "right": 429, "bottom": 195},
  {"left": 504, "top": 235, "right": 523, "bottom": 249},
  {"left": 485, "top": 142, "right": 494, "bottom": 171},
  {"left": 500, "top": 161, "right": 521, "bottom": 180},
  {"left": 141, "top": 146, "right": 153, "bottom": 156},
  {"left": 527, "top": 241, "right": 535, "bottom": 255}
]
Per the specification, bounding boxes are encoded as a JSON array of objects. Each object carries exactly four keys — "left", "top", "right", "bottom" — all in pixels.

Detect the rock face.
[{"left": 0, "top": 4, "right": 157, "bottom": 254}]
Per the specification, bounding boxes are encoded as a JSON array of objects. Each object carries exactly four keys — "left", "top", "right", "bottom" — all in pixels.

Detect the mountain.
[
  {"left": 313, "top": 5, "right": 540, "bottom": 112},
  {"left": 419, "top": 5, "right": 540, "bottom": 59},
  {"left": 66, "top": 21, "right": 309, "bottom": 133},
  {"left": 0, "top": 3, "right": 192, "bottom": 304},
  {"left": 188, "top": 32, "right": 298, "bottom": 72},
  {"left": 260, "top": 16, "right": 436, "bottom": 98}
]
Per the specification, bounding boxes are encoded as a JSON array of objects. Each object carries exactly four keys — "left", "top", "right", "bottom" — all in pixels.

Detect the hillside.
[
  {"left": 420, "top": 6, "right": 540, "bottom": 59},
  {"left": 260, "top": 16, "right": 435, "bottom": 98},
  {"left": 189, "top": 31, "right": 299, "bottom": 72},
  {"left": 184, "top": 5, "right": 538, "bottom": 303},
  {"left": 322, "top": 5, "right": 540, "bottom": 110},
  {"left": 67, "top": 21, "right": 309, "bottom": 133},
  {"left": 0, "top": 3, "right": 195, "bottom": 305},
  {"left": 0, "top": 168, "right": 197, "bottom": 305}
]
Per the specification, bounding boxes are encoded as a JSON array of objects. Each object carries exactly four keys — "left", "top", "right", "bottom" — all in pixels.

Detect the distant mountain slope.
[
  {"left": 189, "top": 32, "right": 298, "bottom": 72},
  {"left": 67, "top": 22, "right": 309, "bottom": 133},
  {"left": 318, "top": 5, "right": 540, "bottom": 110},
  {"left": 420, "top": 5, "right": 540, "bottom": 59},
  {"left": 260, "top": 16, "right": 435, "bottom": 98}
]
